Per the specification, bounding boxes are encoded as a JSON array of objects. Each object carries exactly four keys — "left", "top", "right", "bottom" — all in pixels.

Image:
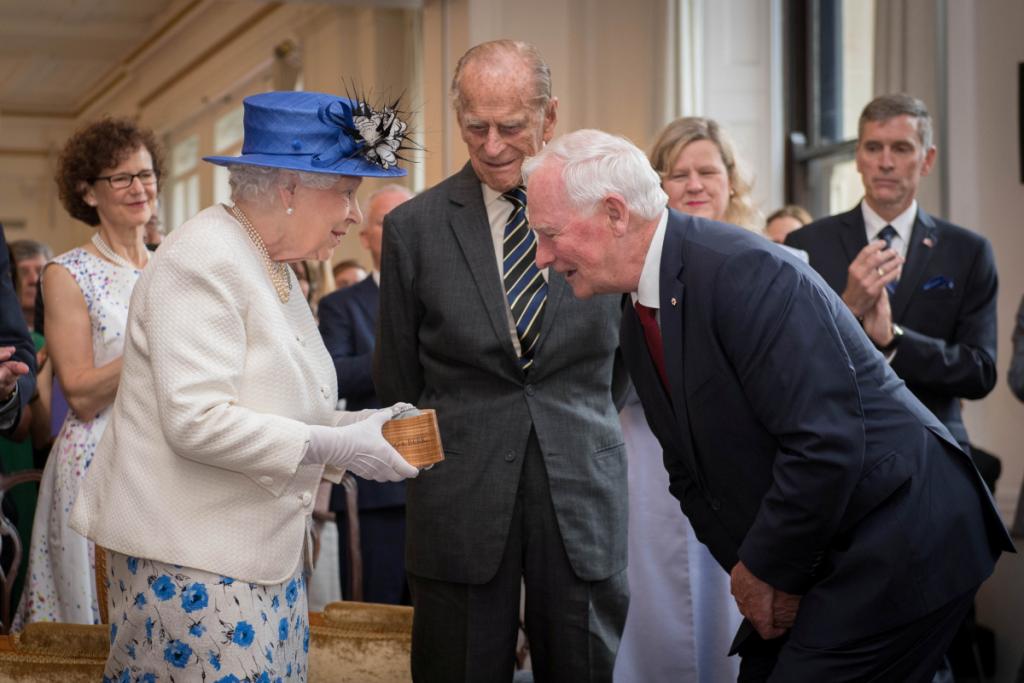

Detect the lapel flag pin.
[
  {"left": 671, "top": 297, "right": 678, "bottom": 306},
  {"left": 922, "top": 237, "right": 934, "bottom": 248}
]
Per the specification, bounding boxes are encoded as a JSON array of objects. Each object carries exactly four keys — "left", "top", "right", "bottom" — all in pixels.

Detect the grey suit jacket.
[{"left": 374, "top": 162, "right": 628, "bottom": 584}]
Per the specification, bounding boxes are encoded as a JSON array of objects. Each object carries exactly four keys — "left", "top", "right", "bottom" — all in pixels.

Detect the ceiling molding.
[
  {"left": 0, "top": 148, "right": 50, "bottom": 158},
  {"left": 137, "top": 3, "right": 283, "bottom": 111}
]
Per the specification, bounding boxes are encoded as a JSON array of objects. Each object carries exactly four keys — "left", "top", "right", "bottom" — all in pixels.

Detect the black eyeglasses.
[{"left": 92, "top": 170, "right": 158, "bottom": 189}]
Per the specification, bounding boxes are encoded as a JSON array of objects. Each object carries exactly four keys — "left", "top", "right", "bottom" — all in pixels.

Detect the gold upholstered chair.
[{"left": 0, "top": 600, "right": 413, "bottom": 682}]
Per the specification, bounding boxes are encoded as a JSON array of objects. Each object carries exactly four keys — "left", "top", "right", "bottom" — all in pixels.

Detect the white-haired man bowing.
[{"left": 523, "top": 129, "right": 1012, "bottom": 681}]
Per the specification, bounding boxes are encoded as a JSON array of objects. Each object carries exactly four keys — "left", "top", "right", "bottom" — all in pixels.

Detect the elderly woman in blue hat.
[{"left": 70, "top": 91, "right": 418, "bottom": 682}]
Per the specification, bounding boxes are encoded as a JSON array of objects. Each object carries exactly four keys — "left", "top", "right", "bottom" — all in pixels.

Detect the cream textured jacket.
[{"left": 70, "top": 204, "right": 345, "bottom": 584}]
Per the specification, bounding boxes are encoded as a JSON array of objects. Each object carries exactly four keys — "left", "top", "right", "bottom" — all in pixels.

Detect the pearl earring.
[{"left": 286, "top": 207, "right": 294, "bottom": 215}]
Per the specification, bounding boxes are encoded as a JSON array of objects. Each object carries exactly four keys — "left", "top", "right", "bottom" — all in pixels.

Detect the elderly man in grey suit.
[{"left": 375, "top": 40, "right": 629, "bottom": 681}]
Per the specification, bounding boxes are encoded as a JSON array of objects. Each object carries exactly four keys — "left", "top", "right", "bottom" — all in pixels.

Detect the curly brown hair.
[{"left": 55, "top": 117, "right": 166, "bottom": 227}]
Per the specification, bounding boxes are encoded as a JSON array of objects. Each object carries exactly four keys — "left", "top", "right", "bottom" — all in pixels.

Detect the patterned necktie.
[
  {"left": 877, "top": 224, "right": 899, "bottom": 295},
  {"left": 634, "top": 301, "right": 669, "bottom": 391},
  {"left": 502, "top": 187, "right": 547, "bottom": 371}
]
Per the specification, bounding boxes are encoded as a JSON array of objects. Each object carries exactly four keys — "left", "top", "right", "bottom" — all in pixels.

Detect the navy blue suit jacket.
[
  {"left": 318, "top": 276, "right": 405, "bottom": 511},
  {"left": 786, "top": 205, "right": 998, "bottom": 445},
  {"left": 622, "top": 210, "right": 1011, "bottom": 648},
  {"left": 0, "top": 224, "right": 36, "bottom": 439}
]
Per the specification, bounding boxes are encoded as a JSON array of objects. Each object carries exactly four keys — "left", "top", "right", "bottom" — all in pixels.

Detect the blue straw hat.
[{"left": 203, "top": 91, "right": 409, "bottom": 178}]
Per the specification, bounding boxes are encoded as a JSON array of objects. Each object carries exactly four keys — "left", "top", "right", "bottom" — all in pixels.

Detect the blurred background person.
[
  {"left": 650, "top": 115, "right": 763, "bottom": 231},
  {"left": 68, "top": 90, "right": 418, "bottom": 682},
  {"left": 2, "top": 239, "right": 55, "bottom": 611},
  {"left": 16, "top": 117, "right": 163, "bottom": 628},
  {"left": 143, "top": 205, "right": 163, "bottom": 250},
  {"left": 319, "top": 183, "right": 413, "bottom": 605},
  {"left": 763, "top": 205, "right": 812, "bottom": 263},
  {"left": 764, "top": 204, "right": 813, "bottom": 244},
  {"left": 291, "top": 260, "right": 315, "bottom": 306},
  {"left": 0, "top": 224, "right": 39, "bottom": 629},
  {"left": 1010, "top": 293, "right": 1024, "bottom": 404},
  {"left": 613, "top": 116, "right": 757, "bottom": 682},
  {"left": 9, "top": 240, "right": 55, "bottom": 465},
  {"left": 1009, "top": 293, "right": 1024, "bottom": 539},
  {"left": 9, "top": 240, "right": 51, "bottom": 333},
  {"left": 332, "top": 258, "right": 367, "bottom": 290}
]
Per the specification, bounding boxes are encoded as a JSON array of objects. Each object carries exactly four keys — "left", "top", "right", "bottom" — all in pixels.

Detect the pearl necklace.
[
  {"left": 228, "top": 204, "right": 291, "bottom": 304},
  {"left": 91, "top": 233, "right": 148, "bottom": 270}
]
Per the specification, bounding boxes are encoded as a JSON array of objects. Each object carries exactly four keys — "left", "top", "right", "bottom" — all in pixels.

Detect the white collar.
[
  {"left": 632, "top": 209, "right": 669, "bottom": 307},
  {"left": 861, "top": 199, "right": 917, "bottom": 245},
  {"left": 482, "top": 183, "right": 511, "bottom": 209}
]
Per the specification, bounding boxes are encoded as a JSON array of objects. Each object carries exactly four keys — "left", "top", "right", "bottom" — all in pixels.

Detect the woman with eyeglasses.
[{"left": 15, "top": 118, "right": 163, "bottom": 628}]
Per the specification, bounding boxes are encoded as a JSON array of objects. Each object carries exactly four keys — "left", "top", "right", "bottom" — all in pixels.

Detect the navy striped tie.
[
  {"left": 877, "top": 224, "right": 899, "bottom": 295},
  {"left": 502, "top": 187, "right": 547, "bottom": 371}
]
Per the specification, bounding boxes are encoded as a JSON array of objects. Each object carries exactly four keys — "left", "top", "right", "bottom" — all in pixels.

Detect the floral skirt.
[{"left": 103, "top": 550, "right": 309, "bottom": 682}]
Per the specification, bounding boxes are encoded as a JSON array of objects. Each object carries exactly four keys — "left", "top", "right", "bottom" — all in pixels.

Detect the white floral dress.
[
  {"left": 103, "top": 551, "right": 309, "bottom": 682},
  {"left": 16, "top": 248, "right": 141, "bottom": 627}
]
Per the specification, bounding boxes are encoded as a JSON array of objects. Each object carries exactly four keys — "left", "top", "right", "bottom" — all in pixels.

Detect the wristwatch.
[{"left": 877, "top": 324, "right": 904, "bottom": 353}]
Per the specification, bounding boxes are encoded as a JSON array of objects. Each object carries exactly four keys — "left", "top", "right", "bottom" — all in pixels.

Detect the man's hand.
[
  {"left": 861, "top": 287, "right": 894, "bottom": 348},
  {"left": 0, "top": 346, "right": 30, "bottom": 400},
  {"left": 841, "top": 240, "right": 903, "bottom": 319},
  {"left": 730, "top": 561, "right": 787, "bottom": 640}
]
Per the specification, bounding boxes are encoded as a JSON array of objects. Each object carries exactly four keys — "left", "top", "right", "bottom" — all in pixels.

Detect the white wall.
[
  {"left": 947, "top": 2, "right": 1024, "bottom": 679},
  {"left": 698, "top": 0, "right": 784, "bottom": 219}
]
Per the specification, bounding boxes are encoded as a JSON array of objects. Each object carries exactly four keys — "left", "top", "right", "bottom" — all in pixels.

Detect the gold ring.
[{"left": 877, "top": 267, "right": 885, "bottom": 276}]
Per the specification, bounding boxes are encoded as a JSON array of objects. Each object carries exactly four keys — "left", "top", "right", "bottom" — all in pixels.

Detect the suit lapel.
[
  {"left": 840, "top": 206, "right": 869, "bottom": 264},
  {"left": 533, "top": 270, "right": 566, "bottom": 360},
  {"left": 448, "top": 163, "right": 520, "bottom": 364},
  {"left": 659, "top": 215, "right": 701, "bottom": 481},
  {"left": 891, "top": 208, "right": 937, "bottom": 321},
  {"left": 354, "top": 277, "right": 379, "bottom": 322}
]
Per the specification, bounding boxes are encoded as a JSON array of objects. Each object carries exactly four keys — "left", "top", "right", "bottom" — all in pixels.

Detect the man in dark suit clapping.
[
  {"left": 319, "top": 184, "right": 413, "bottom": 604},
  {"left": 786, "top": 94, "right": 998, "bottom": 455},
  {"left": 523, "top": 128, "right": 1013, "bottom": 681}
]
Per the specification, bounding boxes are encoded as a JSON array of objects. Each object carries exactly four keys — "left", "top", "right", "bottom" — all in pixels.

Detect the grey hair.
[
  {"left": 859, "top": 94, "right": 933, "bottom": 149},
  {"left": 450, "top": 40, "right": 552, "bottom": 116},
  {"left": 522, "top": 129, "right": 668, "bottom": 221},
  {"left": 227, "top": 165, "right": 339, "bottom": 206},
  {"left": 9, "top": 239, "right": 53, "bottom": 263},
  {"left": 368, "top": 183, "right": 414, "bottom": 204}
]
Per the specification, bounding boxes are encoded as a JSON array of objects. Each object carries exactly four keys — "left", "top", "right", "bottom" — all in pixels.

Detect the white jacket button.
[
  {"left": 300, "top": 492, "right": 313, "bottom": 506},
  {"left": 259, "top": 475, "right": 273, "bottom": 486}
]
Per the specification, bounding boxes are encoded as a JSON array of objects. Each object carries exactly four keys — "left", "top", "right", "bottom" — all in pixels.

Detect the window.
[{"left": 784, "top": 0, "right": 875, "bottom": 220}]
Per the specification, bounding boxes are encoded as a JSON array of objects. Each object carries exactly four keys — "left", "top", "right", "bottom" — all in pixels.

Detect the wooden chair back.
[{"left": 0, "top": 470, "right": 43, "bottom": 635}]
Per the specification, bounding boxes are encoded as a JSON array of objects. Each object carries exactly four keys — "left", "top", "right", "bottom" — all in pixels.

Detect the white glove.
[{"left": 306, "top": 409, "right": 419, "bottom": 482}]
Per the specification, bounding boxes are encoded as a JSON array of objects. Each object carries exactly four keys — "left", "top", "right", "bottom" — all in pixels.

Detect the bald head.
[{"left": 361, "top": 185, "right": 413, "bottom": 270}]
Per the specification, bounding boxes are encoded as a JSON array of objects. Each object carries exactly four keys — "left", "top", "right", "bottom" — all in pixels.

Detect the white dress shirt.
[
  {"left": 861, "top": 200, "right": 917, "bottom": 260},
  {"left": 631, "top": 209, "right": 670, "bottom": 315}
]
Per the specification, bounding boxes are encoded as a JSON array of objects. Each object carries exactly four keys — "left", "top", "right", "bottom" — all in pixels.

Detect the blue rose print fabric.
[{"left": 103, "top": 550, "right": 310, "bottom": 682}]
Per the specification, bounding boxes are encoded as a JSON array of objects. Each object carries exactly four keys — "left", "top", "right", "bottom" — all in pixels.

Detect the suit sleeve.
[
  {"left": 1009, "top": 294, "right": 1024, "bottom": 402},
  {"left": 318, "top": 294, "right": 374, "bottom": 401},
  {"left": 0, "top": 227, "right": 37, "bottom": 433},
  {"left": 374, "top": 215, "right": 425, "bottom": 405},
  {"left": 891, "top": 237, "right": 997, "bottom": 399},
  {"left": 714, "top": 252, "right": 866, "bottom": 594}
]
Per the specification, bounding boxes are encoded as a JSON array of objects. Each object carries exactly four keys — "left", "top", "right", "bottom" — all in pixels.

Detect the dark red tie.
[{"left": 634, "top": 301, "right": 669, "bottom": 390}]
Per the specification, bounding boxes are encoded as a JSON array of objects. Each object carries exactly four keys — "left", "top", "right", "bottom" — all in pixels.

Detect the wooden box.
[{"left": 381, "top": 408, "right": 445, "bottom": 468}]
